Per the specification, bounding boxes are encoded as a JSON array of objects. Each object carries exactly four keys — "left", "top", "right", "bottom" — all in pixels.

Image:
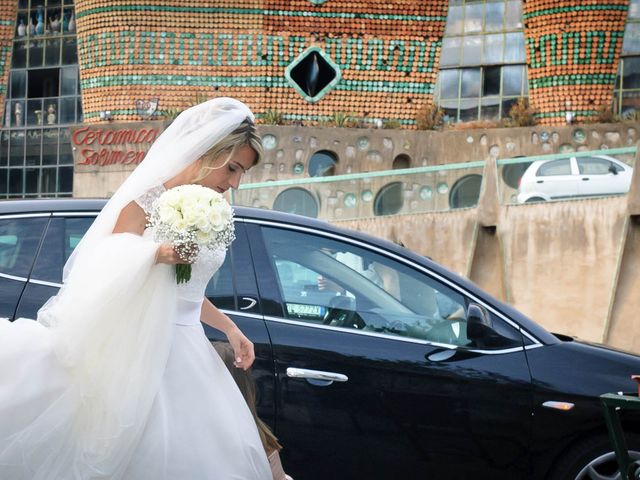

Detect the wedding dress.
[{"left": 0, "top": 183, "right": 271, "bottom": 479}]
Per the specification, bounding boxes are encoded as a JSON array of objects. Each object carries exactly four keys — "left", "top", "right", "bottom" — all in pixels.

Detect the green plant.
[
  {"left": 415, "top": 103, "right": 444, "bottom": 130},
  {"left": 383, "top": 119, "right": 403, "bottom": 129},
  {"left": 327, "top": 111, "right": 356, "bottom": 127},
  {"left": 506, "top": 98, "right": 537, "bottom": 127},
  {"left": 447, "top": 119, "right": 503, "bottom": 130},
  {"left": 592, "top": 104, "right": 618, "bottom": 123},
  {"left": 193, "top": 91, "right": 209, "bottom": 105},
  {"left": 261, "top": 109, "right": 285, "bottom": 125},
  {"left": 161, "top": 107, "right": 184, "bottom": 120}
]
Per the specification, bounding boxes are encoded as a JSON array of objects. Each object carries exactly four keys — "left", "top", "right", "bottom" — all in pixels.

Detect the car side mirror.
[
  {"left": 466, "top": 303, "right": 493, "bottom": 341},
  {"left": 609, "top": 164, "right": 618, "bottom": 175}
]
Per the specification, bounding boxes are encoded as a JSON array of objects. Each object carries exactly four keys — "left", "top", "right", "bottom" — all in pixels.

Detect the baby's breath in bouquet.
[{"left": 147, "top": 184, "right": 236, "bottom": 283}]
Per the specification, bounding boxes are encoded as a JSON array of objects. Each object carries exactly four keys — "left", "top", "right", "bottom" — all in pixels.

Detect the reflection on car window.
[
  {"left": 578, "top": 157, "right": 617, "bottom": 175},
  {"left": 205, "top": 253, "right": 234, "bottom": 310},
  {"left": 537, "top": 159, "right": 571, "bottom": 176},
  {"left": 31, "top": 216, "right": 94, "bottom": 283},
  {"left": 262, "top": 226, "right": 522, "bottom": 350},
  {"left": 0, "top": 217, "right": 48, "bottom": 278}
]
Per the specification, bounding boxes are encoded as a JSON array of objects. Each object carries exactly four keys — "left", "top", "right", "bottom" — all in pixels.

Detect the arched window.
[
  {"left": 501, "top": 157, "right": 531, "bottom": 189},
  {"left": 449, "top": 174, "right": 482, "bottom": 209},
  {"left": 392, "top": 154, "right": 411, "bottom": 170},
  {"left": 309, "top": 150, "right": 338, "bottom": 177},
  {"left": 273, "top": 188, "right": 319, "bottom": 218},
  {"left": 374, "top": 182, "right": 403, "bottom": 216}
]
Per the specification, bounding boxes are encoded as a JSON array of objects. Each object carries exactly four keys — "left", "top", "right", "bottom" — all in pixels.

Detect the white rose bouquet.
[{"left": 147, "top": 184, "right": 236, "bottom": 283}]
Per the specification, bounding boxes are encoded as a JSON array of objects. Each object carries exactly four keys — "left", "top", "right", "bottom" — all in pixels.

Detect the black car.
[{"left": 2, "top": 198, "right": 640, "bottom": 480}]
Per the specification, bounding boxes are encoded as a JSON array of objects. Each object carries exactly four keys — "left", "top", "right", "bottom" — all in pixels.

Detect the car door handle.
[
  {"left": 239, "top": 297, "right": 257, "bottom": 310},
  {"left": 582, "top": 178, "right": 589, "bottom": 181},
  {"left": 536, "top": 180, "right": 544, "bottom": 183},
  {"left": 286, "top": 367, "right": 348, "bottom": 383}
]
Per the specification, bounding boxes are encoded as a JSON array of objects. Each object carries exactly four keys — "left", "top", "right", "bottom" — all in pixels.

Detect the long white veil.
[
  {"left": 0, "top": 97, "right": 255, "bottom": 479},
  {"left": 63, "top": 96, "right": 255, "bottom": 281}
]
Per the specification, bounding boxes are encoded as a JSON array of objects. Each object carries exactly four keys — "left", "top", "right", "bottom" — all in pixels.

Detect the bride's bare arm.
[
  {"left": 201, "top": 298, "right": 255, "bottom": 369},
  {"left": 112, "top": 201, "right": 181, "bottom": 265}
]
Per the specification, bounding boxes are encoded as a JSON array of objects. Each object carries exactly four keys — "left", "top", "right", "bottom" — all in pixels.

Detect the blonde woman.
[{"left": 0, "top": 98, "right": 272, "bottom": 479}]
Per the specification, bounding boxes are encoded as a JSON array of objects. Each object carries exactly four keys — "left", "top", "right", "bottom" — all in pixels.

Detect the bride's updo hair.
[{"left": 193, "top": 117, "right": 263, "bottom": 182}]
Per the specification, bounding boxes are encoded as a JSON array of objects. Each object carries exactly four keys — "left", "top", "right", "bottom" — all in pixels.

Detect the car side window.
[
  {"left": 537, "top": 159, "right": 571, "bottom": 176},
  {"left": 0, "top": 217, "right": 49, "bottom": 278},
  {"left": 577, "top": 157, "right": 618, "bottom": 175},
  {"left": 31, "top": 216, "right": 94, "bottom": 283},
  {"left": 262, "top": 226, "right": 523, "bottom": 350}
]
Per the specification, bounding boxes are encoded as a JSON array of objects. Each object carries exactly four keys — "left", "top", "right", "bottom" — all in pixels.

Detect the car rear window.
[
  {"left": 0, "top": 216, "right": 48, "bottom": 278},
  {"left": 537, "top": 159, "right": 571, "bottom": 176}
]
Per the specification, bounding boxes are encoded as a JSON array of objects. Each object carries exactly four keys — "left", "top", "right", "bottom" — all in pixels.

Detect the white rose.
[{"left": 158, "top": 205, "right": 181, "bottom": 226}]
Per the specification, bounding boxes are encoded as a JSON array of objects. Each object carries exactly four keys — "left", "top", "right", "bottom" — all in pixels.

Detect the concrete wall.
[
  {"left": 337, "top": 151, "right": 640, "bottom": 354},
  {"left": 71, "top": 121, "right": 640, "bottom": 353}
]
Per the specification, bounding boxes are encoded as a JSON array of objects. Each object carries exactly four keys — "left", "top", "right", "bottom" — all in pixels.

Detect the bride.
[{"left": 0, "top": 97, "right": 272, "bottom": 479}]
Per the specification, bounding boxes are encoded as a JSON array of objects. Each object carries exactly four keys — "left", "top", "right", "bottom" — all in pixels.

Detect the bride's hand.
[
  {"left": 226, "top": 326, "right": 255, "bottom": 370},
  {"left": 155, "top": 243, "right": 182, "bottom": 264},
  {"left": 155, "top": 243, "right": 199, "bottom": 264}
]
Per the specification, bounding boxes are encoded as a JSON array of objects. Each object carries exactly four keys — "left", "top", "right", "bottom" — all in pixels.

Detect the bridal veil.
[{"left": 0, "top": 97, "right": 255, "bottom": 478}]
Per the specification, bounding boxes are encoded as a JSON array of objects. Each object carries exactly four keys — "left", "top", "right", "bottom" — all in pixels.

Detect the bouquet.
[{"left": 147, "top": 184, "right": 236, "bottom": 283}]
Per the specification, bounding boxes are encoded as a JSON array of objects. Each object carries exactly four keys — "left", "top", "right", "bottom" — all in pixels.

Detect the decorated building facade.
[{"left": 0, "top": 0, "right": 639, "bottom": 198}]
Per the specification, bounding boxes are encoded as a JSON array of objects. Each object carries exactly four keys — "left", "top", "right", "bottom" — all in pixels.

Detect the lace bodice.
[{"left": 135, "top": 184, "right": 227, "bottom": 302}]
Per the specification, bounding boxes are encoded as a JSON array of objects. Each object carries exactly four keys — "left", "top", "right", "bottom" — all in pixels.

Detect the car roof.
[{"left": 0, "top": 196, "right": 558, "bottom": 344}]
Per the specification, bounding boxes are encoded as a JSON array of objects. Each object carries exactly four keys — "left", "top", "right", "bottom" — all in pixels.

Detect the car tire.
[
  {"left": 547, "top": 433, "right": 640, "bottom": 480},
  {"left": 525, "top": 197, "right": 545, "bottom": 203}
]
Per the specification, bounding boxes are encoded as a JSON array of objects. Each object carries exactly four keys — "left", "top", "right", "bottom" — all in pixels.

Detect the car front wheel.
[{"left": 548, "top": 434, "right": 640, "bottom": 480}]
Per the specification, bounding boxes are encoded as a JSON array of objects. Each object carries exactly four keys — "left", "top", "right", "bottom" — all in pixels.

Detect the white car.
[{"left": 517, "top": 154, "right": 634, "bottom": 203}]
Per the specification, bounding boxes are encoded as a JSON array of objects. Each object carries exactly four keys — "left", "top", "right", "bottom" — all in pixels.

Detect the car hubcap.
[{"left": 575, "top": 451, "right": 640, "bottom": 480}]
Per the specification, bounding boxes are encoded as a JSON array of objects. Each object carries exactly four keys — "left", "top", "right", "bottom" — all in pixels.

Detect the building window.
[
  {"left": 308, "top": 150, "right": 337, "bottom": 177},
  {"left": 615, "top": 0, "right": 640, "bottom": 117},
  {"left": 374, "top": 182, "right": 404, "bottom": 216},
  {"left": 436, "top": 0, "right": 527, "bottom": 123},
  {"left": 285, "top": 47, "right": 341, "bottom": 103},
  {"left": 1, "top": 0, "right": 81, "bottom": 198},
  {"left": 449, "top": 174, "right": 482, "bottom": 209},
  {"left": 273, "top": 188, "right": 319, "bottom": 218}
]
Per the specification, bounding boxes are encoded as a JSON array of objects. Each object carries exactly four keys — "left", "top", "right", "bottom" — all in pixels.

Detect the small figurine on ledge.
[{"left": 46, "top": 104, "right": 56, "bottom": 125}]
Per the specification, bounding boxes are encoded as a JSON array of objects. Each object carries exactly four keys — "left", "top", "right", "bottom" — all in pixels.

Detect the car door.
[
  {"left": 16, "top": 213, "right": 95, "bottom": 319},
  {"left": 247, "top": 221, "right": 534, "bottom": 480},
  {"left": 535, "top": 158, "right": 579, "bottom": 199},
  {"left": 0, "top": 213, "right": 50, "bottom": 319},
  {"left": 576, "top": 156, "right": 627, "bottom": 197},
  {"left": 202, "top": 221, "right": 276, "bottom": 430}
]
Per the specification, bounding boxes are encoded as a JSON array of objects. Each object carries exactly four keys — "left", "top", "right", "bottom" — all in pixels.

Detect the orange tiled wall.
[
  {"left": 74, "top": 1, "right": 447, "bottom": 126},
  {"left": 523, "top": 0, "right": 629, "bottom": 125}
]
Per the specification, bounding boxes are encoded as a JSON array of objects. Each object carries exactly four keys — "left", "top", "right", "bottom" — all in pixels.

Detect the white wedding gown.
[{"left": 0, "top": 185, "right": 271, "bottom": 479}]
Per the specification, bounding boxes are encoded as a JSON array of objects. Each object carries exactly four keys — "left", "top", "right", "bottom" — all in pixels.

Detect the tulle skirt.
[{"left": 0, "top": 315, "right": 271, "bottom": 479}]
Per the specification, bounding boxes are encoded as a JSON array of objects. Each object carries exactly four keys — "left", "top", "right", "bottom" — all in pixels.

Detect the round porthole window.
[
  {"left": 273, "top": 188, "right": 319, "bottom": 218},
  {"left": 501, "top": 157, "right": 532, "bottom": 189},
  {"left": 374, "top": 182, "right": 404, "bottom": 216},
  {"left": 449, "top": 174, "right": 482, "bottom": 209},
  {"left": 309, "top": 150, "right": 338, "bottom": 177}
]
